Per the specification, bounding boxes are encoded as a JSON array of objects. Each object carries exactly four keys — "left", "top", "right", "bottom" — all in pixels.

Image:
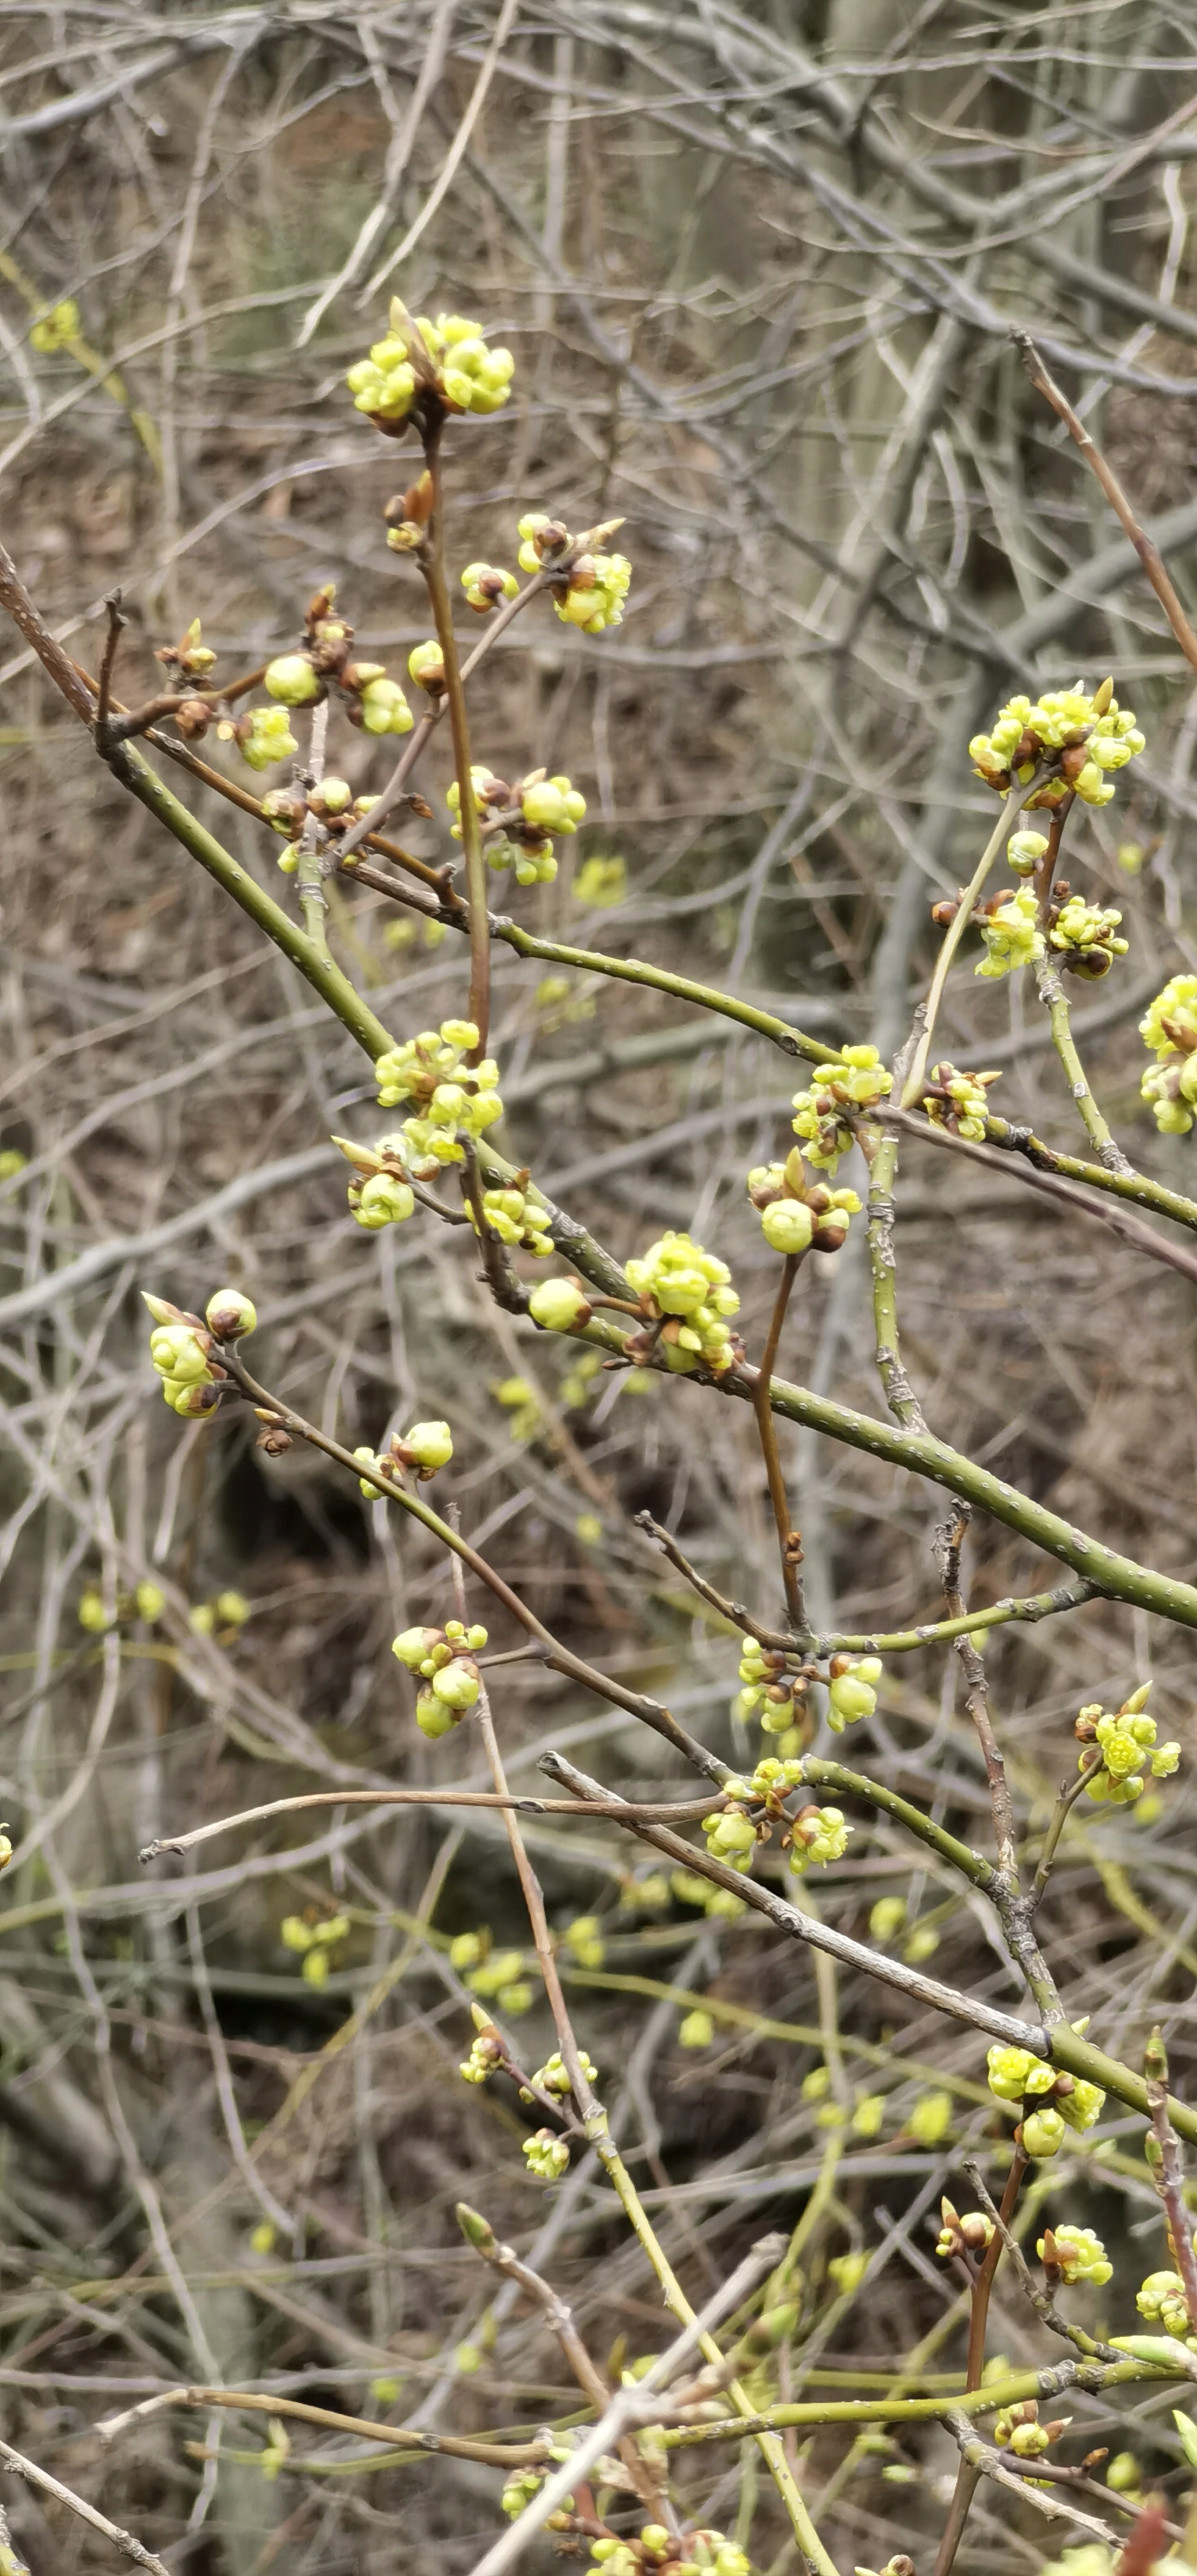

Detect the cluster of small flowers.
[
  {"left": 454, "top": 1940, "right": 533, "bottom": 2017},
  {"left": 665, "top": 1868, "right": 746, "bottom": 1923},
  {"left": 701, "top": 1762, "right": 851, "bottom": 1880},
  {"left": 346, "top": 1160, "right": 416, "bottom": 1231},
  {"left": 500, "top": 2453, "right": 575, "bottom": 2518},
  {"left": 262, "top": 647, "right": 412, "bottom": 735},
  {"left": 517, "top": 513, "right": 632, "bottom": 634},
  {"left": 1076, "top": 1683, "right": 1179, "bottom": 1806},
  {"left": 986, "top": 2036, "right": 1105, "bottom": 2158},
  {"left": 1047, "top": 894, "right": 1128, "bottom": 977},
  {"left": 1039, "top": 2223, "right": 1113, "bottom": 2287},
  {"left": 993, "top": 2398, "right": 1071, "bottom": 2460},
  {"left": 448, "top": 763, "right": 587, "bottom": 886},
  {"left": 974, "top": 884, "right": 1043, "bottom": 980},
  {"left": 280, "top": 1911, "right": 350, "bottom": 1988},
  {"left": 346, "top": 301, "right": 514, "bottom": 428},
  {"left": 935, "top": 2199, "right": 995, "bottom": 2260},
  {"left": 788, "top": 1046, "right": 891, "bottom": 1174},
  {"left": 461, "top": 561, "right": 519, "bottom": 613},
  {"left": 1137, "top": 2258, "right": 1197, "bottom": 2339},
  {"left": 187, "top": 1592, "right": 251, "bottom": 1638},
  {"left": 471, "top": 1184, "right": 554, "bottom": 1257},
  {"left": 524, "top": 2129, "right": 570, "bottom": 2181},
  {"left": 30, "top": 297, "right": 81, "bottom": 353},
  {"left": 392, "top": 1618, "right": 488, "bottom": 1739},
  {"left": 372, "top": 1018, "right": 503, "bottom": 1170},
  {"left": 624, "top": 1231, "right": 740, "bottom": 1375},
  {"left": 143, "top": 1285, "right": 256, "bottom": 1415},
  {"left": 968, "top": 680, "right": 1145, "bottom": 808},
  {"left": 1140, "top": 974, "right": 1197, "bottom": 1135},
  {"left": 588, "top": 2528, "right": 749, "bottom": 2576},
  {"left": 921, "top": 1061, "right": 1000, "bottom": 1143},
  {"left": 746, "top": 1148, "right": 862, "bottom": 1257},
  {"left": 826, "top": 1653, "right": 882, "bottom": 1733},
  {"left": 520, "top": 2048, "right": 598, "bottom": 2104},
  {"left": 79, "top": 1578, "right": 167, "bottom": 1630},
  {"left": 352, "top": 1419, "right": 453, "bottom": 1492},
  {"left": 733, "top": 1635, "right": 805, "bottom": 1738},
  {"left": 561, "top": 1913, "right": 605, "bottom": 1967}
]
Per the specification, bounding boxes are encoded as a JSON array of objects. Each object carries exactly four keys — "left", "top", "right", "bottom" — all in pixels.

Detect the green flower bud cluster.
[
  {"left": 460, "top": 561, "right": 519, "bottom": 613},
  {"left": 1048, "top": 894, "right": 1128, "bottom": 977},
  {"left": 732, "top": 1635, "right": 807, "bottom": 1737},
  {"left": 625, "top": 1231, "right": 740, "bottom": 1375},
  {"left": 523, "top": 2128, "right": 570, "bottom": 2181},
  {"left": 668, "top": 1868, "right": 747, "bottom": 1922},
  {"left": 79, "top": 1578, "right": 170, "bottom": 1632},
  {"left": 788, "top": 1801, "right": 851, "bottom": 1873},
  {"left": 472, "top": 1185, "right": 554, "bottom": 1257},
  {"left": 1039, "top": 2223, "right": 1112, "bottom": 2287},
  {"left": 553, "top": 548, "right": 632, "bottom": 634},
  {"left": 561, "top": 1350, "right": 604, "bottom": 1409},
  {"left": 574, "top": 853, "right": 627, "bottom": 907},
  {"left": 935, "top": 2199, "right": 995, "bottom": 2260},
  {"left": 31, "top": 297, "right": 81, "bottom": 353},
  {"left": 142, "top": 1289, "right": 246, "bottom": 1416},
  {"left": 986, "top": 2037, "right": 1105, "bottom": 2157},
  {"left": 392, "top": 1617, "right": 487, "bottom": 1739},
  {"left": 353, "top": 1420, "right": 453, "bottom": 1493},
  {"left": 994, "top": 2399, "right": 1067, "bottom": 2459},
  {"left": 747, "top": 1150, "right": 863, "bottom": 1254},
  {"left": 346, "top": 664, "right": 415, "bottom": 736},
  {"left": 447, "top": 763, "right": 587, "bottom": 886},
  {"left": 679, "top": 2008, "right": 715, "bottom": 2048},
  {"left": 281, "top": 1911, "right": 351, "bottom": 1987},
  {"left": 968, "top": 681, "right": 1145, "bottom": 807},
  {"left": 231, "top": 704, "right": 298, "bottom": 772},
  {"left": 1077, "top": 1682, "right": 1179, "bottom": 1805},
  {"left": 827, "top": 1654, "right": 881, "bottom": 1732},
  {"left": 460, "top": 2019, "right": 504, "bottom": 2085},
  {"left": 588, "top": 2528, "right": 748, "bottom": 2576},
  {"left": 373, "top": 1019, "right": 502, "bottom": 1169},
  {"left": 974, "top": 884, "right": 1044, "bottom": 979},
  {"left": 490, "top": 1374, "right": 542, "bottom": 1443},
  {"left": 922, "top": 1061, "right": 1000, "bottom": 1143},
  {"left": 907, "top": 2089, "right": 952, "bottom": 2145},
  {"left": 522, "top": 2046, "right": 598, "bottom": 2101},
  {"left": 701, "top": 1796, "right": 759, "bottom": 1873},
  {"left": 1136, "top": 2265, "right": 1196, "bottom": 2338},
  {"left": 789, "top": 1046, "right": 891, "bottom": 1174},
  {"left": 347, "top": 302, "right": 514, "bottom": 428},
  {"left": 263, "top": 652, "right": 322, "bottom": 708},
  {"left": 352, "top": 1169, "right": 416, "bottom": 1230},
  {"left": 454, "top": 1939, "right": 533, "bottom": 2018},
  {"left": 828, "top": 2250, "right": 868, "bottom": 2296},
  {"left": 1140, "top": 973, "right": 1197, "bottom": 1133},
  {"left": 561, "top": 1915, "right": 605, "bottom": 1967}
]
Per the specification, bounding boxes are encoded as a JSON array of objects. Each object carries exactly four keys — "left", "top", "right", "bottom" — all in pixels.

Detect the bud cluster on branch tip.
[
  {"left": 79, "top": 1577, "right": 171, "bottom": 1631},
  {"left": 155, "top": 616, "right": 218, "bottom": 680},
  {"left": 732, "top": 1634, "right": 808, "bottom": 1740},
  {"left": 346, "top": 299, "right": 514, "bottom": 433},
  {"left": 788, "top": 1801, "right": 851, "bottom": 1873},
  {"left": 392, "top": 1618, "right": 487, "bottom": 1738},
  {"left": 517, "top": 511, "right": 633, "bottom": 635},
  {"left": 353, "top": 1419, "right": 454, "bottom": 1494},
  {"left": 974, "top": 884, "right": 1044, "bottom": 979},
  {"left": 523, "top": 2128, "right": 570, "bottom": 2181},
  {"left": 986, "top": 2035, "right": 1105, "bottom": 2157},
  {"left": 935, "top": 2199, "right": 995, "bottom": 2260},
  {"left": 141, "top": 1291, "right": 227, "bottom": 1414},
  {"left": 1137, "top": 2263, "right": 1197, "bottom": 2338},
  {"left": 827, "top": 1653, "right": 882, "bottom": 1732},
  {"left": 1075, "top": 1683, "right": 1179, "bottom": 1806},
  {"left": 1140, "top": 973, "right": 1197, "bottom": 1134},
  {"left": 502, "top": 2460, "right": 576, "bottom": 2518},
  {"left": 224, "top": 703, "right": 298, "bottom": 771},
  {"left": 30, "top": 296, "right": 81, "bottom": 352},
  {"left": 789, "top": 1046, "right": 891, "bottom": 1173},
  {"left": 589, "top": 2528, "right": 749, "bottom": 2576},
  {"left": 907, "top": 2089, "right": 952, "bottom": 2145},
  {"left": 1039, "top": 2224, "right": 1112, "bottom": 2286},
  {"left": 1047, "top": 894, "right": 1128, "bottom": 979},
  {"left": 448, "top": 763, "right": 588, "bottom": 887},
  {"left": 575, "top": 852, "right": 627, "bottom": 907},
  {"left": 460, "top": 560, "right": 519, "bottom": 614},
  {"left": 520, "top": 2046, "right": 598, "bottom": 2102},
  {"left": 746, "top": 1148, "right": 863, "bottom": 1255},
  {"left": 470, "top": 1184, "right": 554, "bottom": 1257},
  {"left": 994, "top": 2399, "right": 1069, "bottom": 2458},
  {"left": 921, "top": 1062, "right": 1001, "bottom": 1143},
  {"left": 968, "top": 680, "right": 1146, "bottom": 808},
  {"left": 372, "top": 1019, "right": 503, "bottom": 1170},
  {"left": 280, "top": 1911, "right": 350, "bottom": 1987},
  {"left": 624, "top": 1230, "right": 740, "bottom": 1375}
]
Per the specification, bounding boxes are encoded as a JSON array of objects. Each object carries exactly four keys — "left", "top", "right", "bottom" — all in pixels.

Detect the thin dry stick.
[
  {"left": 751, "top": 1252, "right": 808, "bottom": 1635},
  {"left": 97, "top": 2385, "right": 546, "bottom": 2468},
  {"left": 933, "top": 2145, "right": 1028, "bottom": 2576},
  {"left": 140, "top": 1784, "right": 722, "bottom": 1863},
  {"left": 1017, "top": 329, "right": 1197, "bottom": 673},
  {"left": 0, "top": 2432, "right": 170, "bottom": 2576},
  {"left": 1145, "top": 2028, "right": 1197, "bottom": 2330}
]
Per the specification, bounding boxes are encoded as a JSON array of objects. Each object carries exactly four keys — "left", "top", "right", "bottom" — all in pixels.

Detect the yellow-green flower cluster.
[
  {"left": 574, "top": 853, "right": 627, "bottom": 907},
  {"left": 702, "top": 1795, "right": 758, "bottom": 1874},
  {"left": 993, "top": 2400, "right": 1064, "bottom": 2460},
  {"left": 143, "top": 1287, "right": 253, "bottom": 1416},
  {"left": 392, "top": 1616, "right": 487, "bottom": 1739},
  {"left": 1078, "top": 1683, "right": 1179, "bottom": 1806},
  {"left": 1140, "top": 974, "right": 1197, "bottom": 1135},
  {"left": 788, "top": 1801, "right": 851, "bottom": 1873},
  {"left": 968, "top": 682, "right": 1145, "bottom": 806},
  {"left": 936, "top": 2201, "right": 995, "bottom": 2260},
  {"left": 522, "top": 2047, "right": 598, "bottom": 2102},
  {"left": 1137, "top": 2266, "right": 1196, "bottom": 2338},
  {"left": 1040, "top": 2224, "right": 1112, "bottom": 2287},
  {"left": 626, "top": 1231, "right": 739, "bottom": 1374},
  {"left": 281, "top": 1911, "right": 350, "bottom": 1987},
  {"left": 456, "top": 1938, "right": 532, "bottom": 2016},
  {"left": 790, "top": 1046, "right": 891, "bottom": 1173},
  {"left": 460, "top": 561, "right": 519, "bottom": 613},
  {"left": 986, "top": 2039, "right": 1105, "bottom": 2158},
  {"left": 553, "top": 548, "right": 632, "bottom": 634},
  {"left": 827, "top": 1654, "right": 881, "bottom": 1733},
  {"left": 1048, "top": 895, "right": 1128, "bottom": 977},
  {"left": 747, "top": 1153, "right": 863, "bottom": 1255},
  {"left": 1007, "top": 828, "right": 1049, "bottom": 878},
  {"left": 975, "top": 884, "right": 1044, "bottom": 979},
  {"left": 922, "top": 1061, "right": 1000, "bottom": 1143},
  {"left": 471, "top": 1185, "right": 554, "bottom": 1257},
  {"left": 524, "top": 2128, "right": 570, "bottom": 2180},
  {"left": 373, "top": 1019, "right": 502, "bottom": 1169},
  {"left": 351, "top": 1169, "right": 416, "bottom": 1230},
  {"left": 31, "top": 297, "right": 80, "bottom": 353},
  {"left": 589, "top": 2530, "right": 749, "bottom": 2576},
  {"left": 346, "top": 302, "right": 514, "bottom": 426},
  {"left": 233, "top": 704, "right": 297, "bottom": 772}
]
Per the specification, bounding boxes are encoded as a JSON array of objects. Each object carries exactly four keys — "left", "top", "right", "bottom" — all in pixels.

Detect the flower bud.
[
  {"left": 206, "top": 1287, "right": 257, "bottom": 1341},
  {"left": 392, "top": 1625, "right": 444, "bottom": 1670},
  {"left": 264, "top": 653, "right": 321, "bottom": 707},
  {"left": 402, "top": 1419, "right": 453, "bottom": 1474},
  {"left": 761, "top": 1199, "right": 814, "bottom": 1256},
  {"left": 408, "top": 640, "right": 446, "bottom": 694},
  {"left": 528, "top": 1276, "right": 591, "bottom": 1332}
]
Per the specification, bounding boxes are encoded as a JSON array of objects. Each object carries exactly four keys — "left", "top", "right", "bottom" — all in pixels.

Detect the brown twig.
[
  {"left": 933, "top": 2145, "right": 1028, "bottom": 2576},
  {"left": 0, "top": 2431, "right": 170, "bottom": 2576},
  {"left": 751, "top": 1253, "right": 809, "bottom": 1635},
  {"left": 1145, "top": 2028, "right": 1197, "bottom": 2331},
  {"left": 633, "top": 1511, "right": 795, "bottom": 1650},
  {"left": 96, "top": 2385, "right": 548, "bottom": 2468}
]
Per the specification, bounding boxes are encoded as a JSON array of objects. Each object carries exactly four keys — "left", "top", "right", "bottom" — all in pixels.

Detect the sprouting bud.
[
  {"left": 173, "top": 696, "right": 212, "bottom": 740},
  {"left": 408, "top": 639, "right": 446, "bottom": 695},
  {"left": 574, "top": 853, "right": 627, "bottom": 907},
  {"left": 1021, "top": 2106, "right": 1067, "bottom": 2159},
  {"left": 264, "top": 653, "right": 321, "bottom": 708},
  {"left": 456, "top": 2202, "right": 498, "bottom": 2252},
  {"left": 205, "top": 1287, "right": 257, "bottom": 1341},
  {"left": 1007, "top": 828, "right": 1049, "bottom": 877},
  {"left": 261, "top": 788, "right": 307, "bottom": 839},
  {"left": 520, "top": 773, "right": 587, "bottom": 835},
  {"left": 826, "top": 1654, "right": 881, "bottom": 1731},
  {"left": 401, "top": 1419, "right": 453, "bottom": 1475},
  {"left": 353, "top": 674, "right": 415, "bottom": 737},
  {"left": 528, "top": 1276, "right": 592, "bottom": 1333}
]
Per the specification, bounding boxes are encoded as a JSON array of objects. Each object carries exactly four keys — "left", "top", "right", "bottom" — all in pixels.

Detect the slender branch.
[
  {"left": 661, "top": 2355, "right": 1197, "bottom": 2446},
  {"left": 0, "top": 2431, "right": 170, "bottom": 2576},
  {"left": 933, "top": 1505, "right": 1018, "bottom": 1879},
  {"left": 1017, "top": 328, "right": 1197, "bottom": 674},
  {"left": 875, "top": 1105, "right": 1197, "bottom": 1285},
  {"left": 1145, "top": 2030, "right": 1197, "bottom": 2332},
  {"left": 960, "top": 2156, "right": 1123, "bottom": 2366},
  {"left": 982, "top": 1111, "right": 1197, "bottom": 1234},
  {"left": 495, "top": 917, "right": 841, "bottom": 1067},
  {"left": 934, "top": 2146, "right": 1027, "bottom": 2576},
  {"left": 634, "top": 1509, "right": 794, "bottom": 1647},
  {"left": 1034, "top": 948, "right": 1134, "bottom": 1175},
  {"left": 138, "top": 1784, "right": 724, "bottom": 1862},
  {"left": 816, "top": 1577, "right": 1100, "bottom": 1655},
  {"left": 752, "top": 1253, "right": 808, "bottom": 1633},
  {"left": 942, "top": 2410, "right": 1115, "bottom": 2545},
  {"left": 96, "top": 2385, "right": 546, "bottom": 2467},
  {"left": 421, "top": 423, "right": 490, "bottom": 1052},
  {"left": 901, "top": 769, "right": 1049, "bottom": 1109},
  {"left": 96, "top": 588, "right": 126, "bottom": 735},
  {"left": 1031, "top": 1752, "right": 1101, "bottom": 1909}
]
